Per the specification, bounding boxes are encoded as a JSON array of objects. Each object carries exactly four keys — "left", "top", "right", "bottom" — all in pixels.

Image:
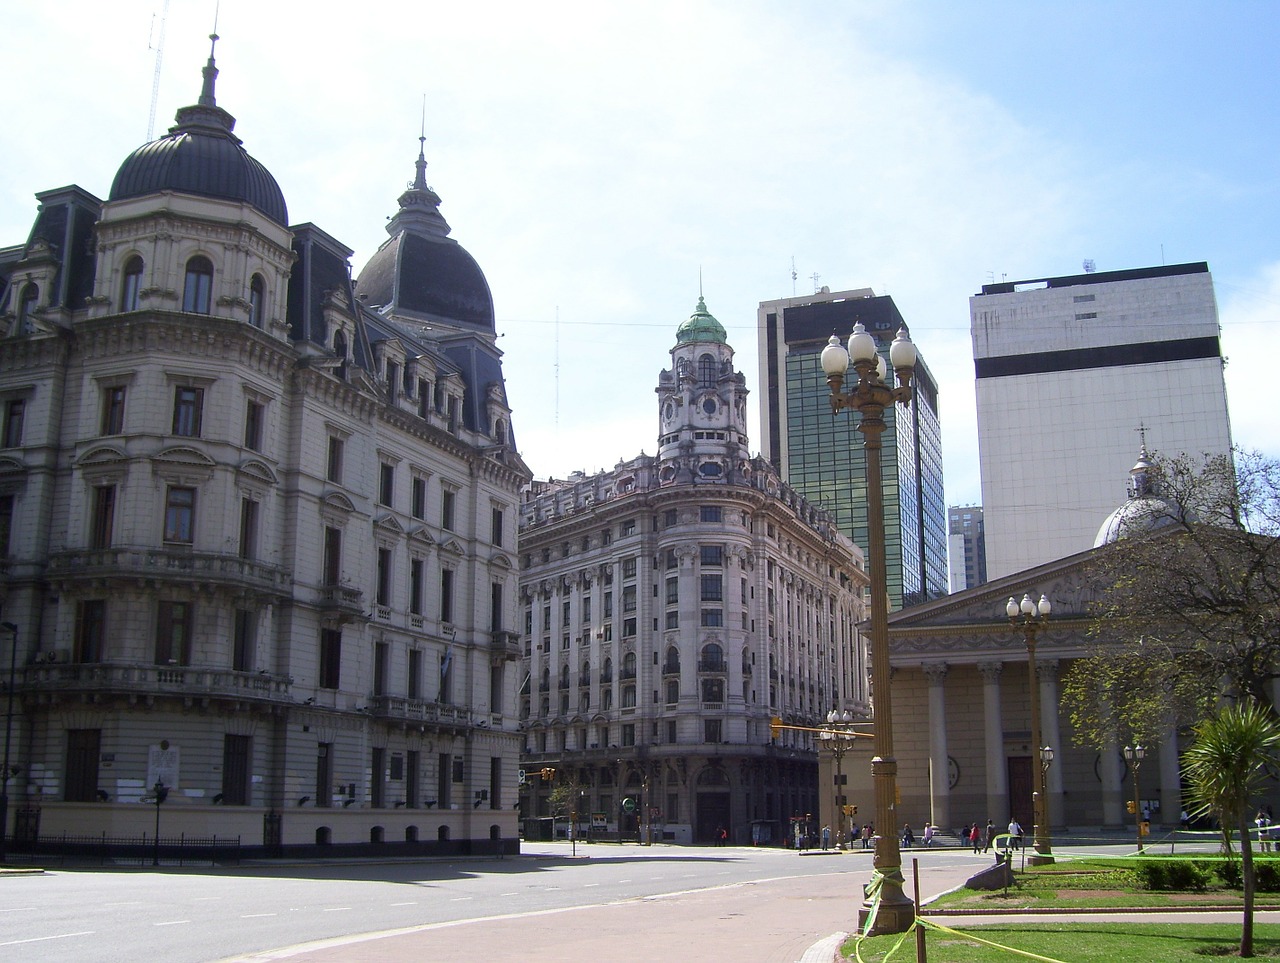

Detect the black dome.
[
  {"left": 108, "top": 40, "right": 288, "bottom": 226},
  {"left": 357, "top": 232, "right": 493, "bottom": 328}
]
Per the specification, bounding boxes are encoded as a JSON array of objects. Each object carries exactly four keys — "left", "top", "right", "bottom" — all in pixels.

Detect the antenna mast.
[{"left": 146, "top": 1, "right": 171, "bottom": 140}]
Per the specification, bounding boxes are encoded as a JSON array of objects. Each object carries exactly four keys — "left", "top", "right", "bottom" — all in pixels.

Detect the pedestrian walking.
[
  {"left": 983, "top": 819, "right": 995, "bottom": 852},
  {"left": 923, "top": 822, "right": 934, "bottom": 847},
  {"left": 1007, "top": 817, "right": 1023, "bottom": 851},
  {"left": 900, "top": 823, "right": 914, "bottom": 849},
  {"left": 969, "top": 823, "right": 981, "bottom": 853}
]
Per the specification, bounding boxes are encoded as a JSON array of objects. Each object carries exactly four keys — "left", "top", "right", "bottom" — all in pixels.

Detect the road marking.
[
  {"left": 0, "top": 931, "right": 94, "bottom": 947},
  {"left": 449, "top": 897, "right": 473, "bottom": 902},
  {"left": 193, "top": 896, "right": 222, "bottom": 901},
  {"left": 322, "top": 908, "right": 352, "bottom": 913},
  {"left": 154, "top": 920, "right": 191, "bottom": 926},
  {"left": 242, "top": 913, "right": 277, "bottom": 918},
  {"left": 499, "top": 892, "right": 518, "bottom": 897},
  {"left": 389, "top": 902, "right": 417, "bottom": 907},
  {"left": 583, "top": 883, "right": 599, "bottom": 888},
  {"left": 0, "top": 907, "right": 35, "bottom": 913}
]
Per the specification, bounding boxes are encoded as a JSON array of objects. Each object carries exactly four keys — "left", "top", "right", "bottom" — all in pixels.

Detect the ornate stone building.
[
  {"left": 0, "top": 43, "right": 529, "bottom": 855},
  {"left": 518, "top": 299, "right": 868, "bottom": 844}
]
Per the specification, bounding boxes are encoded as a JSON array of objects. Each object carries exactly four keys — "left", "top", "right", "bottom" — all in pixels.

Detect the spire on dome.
[
  {"left": 386, "top": 126, "right": 451, "bottom": 241},
  {"left": 199, "top": 33, "right": 220, "bottom": 107}
]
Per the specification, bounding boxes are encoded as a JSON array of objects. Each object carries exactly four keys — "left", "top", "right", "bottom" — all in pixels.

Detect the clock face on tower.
[
  {"left": 663, "top": 401, "right": 676, "bottom": 423},
  {"left": 701, "top": 395, "right": 717, "bottom": 415}
]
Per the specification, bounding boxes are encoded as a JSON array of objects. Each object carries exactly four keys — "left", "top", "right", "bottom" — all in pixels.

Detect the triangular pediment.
[{"left": 374, "top": 513, "right": 407, "bottom": 535}]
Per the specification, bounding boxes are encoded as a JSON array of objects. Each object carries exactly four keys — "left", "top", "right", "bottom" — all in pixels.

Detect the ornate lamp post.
[
  {"left": 0, "top": 622, "right": 17, "bottom": 865},
  {"left": 820, "top": 323, "right": 917, "bottom": 935},
  {"left": 1006, "top": 593, "right": 1054, "bottom": 864},
  {"left": 1123, "top": 743, "right": 1146, "bottom": 852},
  {"left": 821, "top": 709, "right": 858, "bottom": 849}
]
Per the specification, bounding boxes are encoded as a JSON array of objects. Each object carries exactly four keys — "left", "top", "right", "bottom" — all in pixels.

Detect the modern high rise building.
[
  {"left": 947, "top": 504, "right": 986, "bottom": 593},
  {"left": 757, "top": 289, "right": 947, "bottom": 610},
  {"left": 517, "top": 298, "right": 868, "bottom": 845},
  {"left": 0, "top": 44, "right": 530, "bottom": 855},
  {"left": 971, "top": 262, "right": 1233, "bottom": 579}
]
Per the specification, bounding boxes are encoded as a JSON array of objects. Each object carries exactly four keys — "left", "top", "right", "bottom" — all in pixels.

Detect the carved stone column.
[
  {"left": 1039, "top": 659, "right": 1064, "bottom": 828},
  {"left": 923, "top": 662, "right": 950, "bottom": 831},
  {"left": 978, "top": 661, "right": 1007, "bottom": 822}
]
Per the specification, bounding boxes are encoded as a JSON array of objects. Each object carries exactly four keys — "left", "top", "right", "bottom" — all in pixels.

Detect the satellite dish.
[{"left": 1082, "top": 259, "right": 1096, "bottom": 274}]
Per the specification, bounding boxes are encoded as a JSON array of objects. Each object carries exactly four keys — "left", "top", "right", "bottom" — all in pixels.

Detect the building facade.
[
  {"left": 518, "top": 299, "right": 869, "bottom": 845},
  {"left": 947, "top": 504, "right": 986, "bottom": 593},
  {"left": 972, "top": 262, "right": 1233, "bottom": 579},
  {"left": 757, "top": 288, "right": 947, "bottom": 610},
  {"left": 0, "top": 46, "right": 530, "bottom": 855}
]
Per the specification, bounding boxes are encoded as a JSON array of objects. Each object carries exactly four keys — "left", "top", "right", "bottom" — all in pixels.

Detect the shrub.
[
  {"left": 1134, "top": 860, "right": 1210, "bottom": 891},
  {"left": 1215, "top": 860, "right": 1242, "bottom": 889}
]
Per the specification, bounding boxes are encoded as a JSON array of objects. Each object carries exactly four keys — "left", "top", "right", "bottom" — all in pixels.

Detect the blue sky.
[{"left": 3, "top": 1, "right": 1277, "bottom": 510}]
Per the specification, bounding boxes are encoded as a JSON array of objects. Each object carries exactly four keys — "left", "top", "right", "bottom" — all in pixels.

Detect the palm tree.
[{"left": 1182, "top": 701, "right": 1280, "bottom": 958}]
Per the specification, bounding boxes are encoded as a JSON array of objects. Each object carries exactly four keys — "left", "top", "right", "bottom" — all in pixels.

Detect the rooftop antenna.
[
  {"left": 1082, "top": 259, "right": 1096, "bottom": 274},
  {"left": 791, "top": 256, "right": 798, "bottom": 297},
  {"left": 811, "top": 272, "right": 821, "bottom": 295},
  {"left": 554, "top": 305, "right": 560, "bottom": 432},
  {"left": 146, "top": 0, "right": 171, "bottom": 140}
]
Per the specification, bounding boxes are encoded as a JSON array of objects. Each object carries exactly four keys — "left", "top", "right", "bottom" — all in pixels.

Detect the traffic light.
[
  {"left": 1126, "top": 800, "right": 1137, "bottom": 814},
  {"left": 540, "top": 767, "right": 557, "bottom": 781},
  {"left": 770, "top": 716, "right": 783, "bottom": 738},
  {"left": 851, "top": 805, "right": 858, "bottom": 816}
]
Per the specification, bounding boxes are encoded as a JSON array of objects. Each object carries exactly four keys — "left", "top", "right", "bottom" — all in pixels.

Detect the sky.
[{"left": 3, "top": 1, "right": 1278, "bottom": 510}]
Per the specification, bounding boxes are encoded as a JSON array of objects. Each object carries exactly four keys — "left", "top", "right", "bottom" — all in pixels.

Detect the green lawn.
[{"left": 845, "top": 923, "right": 1280, "bottom": 962}]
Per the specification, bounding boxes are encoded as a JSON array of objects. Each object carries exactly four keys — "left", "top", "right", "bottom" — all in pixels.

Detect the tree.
[
  {"left": 1062, "top": 449, "right": 1280, "bottom": 748},
  {"left": 1182, "top": 701, "right": 1280, "bottom": 958}
]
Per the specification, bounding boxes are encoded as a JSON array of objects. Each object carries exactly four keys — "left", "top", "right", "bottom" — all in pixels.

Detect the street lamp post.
[
  {"left": 821, "top": 323, "right": 917, "bottom": 936},
  {"left": 0, "top": 621, "right": 18, "bottom": 865},
  {"left": 1006, "top": 594, "right": 1054, "bottom": 865},
  {"left": 821, "top": 709, "right": 858, "bottom": 849},
  {"left": 1124, "top": 743, "right": 1146, "bottom": 852}
]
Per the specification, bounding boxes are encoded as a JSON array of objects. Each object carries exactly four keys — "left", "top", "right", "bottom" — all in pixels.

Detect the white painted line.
[
  {"left": 0, "top": 907, "right": 36, "bottom": 913},
  {"left": 449, "top": 897, "right": 473, "bottom": 902},
  {"left": 154, "top": 920, "right": 191, "bottom": 926},
  {"left": 583, "top": 883, "right": 599, "bottom": 888},
  {"left": 242, "top": 913, "right": 277, "bottom": 918},
  {"left": 322, "top": 908, "right": 351, "bottom": 913},
  {"left": 0, "top": 931, "right": 94, "bottom": 947},
  {"left": 388, "top": 902, "right": 417, "bottom": 907},
  {"left": 499, "top": 892, "right": 518, "bottom": 897}
]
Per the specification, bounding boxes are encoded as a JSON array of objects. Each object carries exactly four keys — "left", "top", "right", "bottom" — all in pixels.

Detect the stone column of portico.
[
  {"left": 1039, "top": 660, "right": 1064, "bottom": 829},
  {"left": 923, "top": 662, "right": 950, "bottom": 832},
  {"left": 1158, "top": 717, "right": 1181, "bottom": 827},
  {"left": 978, "top": 661, "right": 1007, "bottom": 824},
  {"left": 1101, "top": 728, "right": 1125, "bottom": 827}
]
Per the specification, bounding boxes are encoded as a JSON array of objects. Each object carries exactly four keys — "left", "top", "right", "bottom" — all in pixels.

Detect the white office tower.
[{"left": 972, "top": 263, "right": 1233, "bottom": 579}]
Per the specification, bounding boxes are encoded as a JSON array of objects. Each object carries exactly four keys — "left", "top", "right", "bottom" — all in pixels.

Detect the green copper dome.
[{"left": 676, "top": 296, "right": 727, "bottom": 344}]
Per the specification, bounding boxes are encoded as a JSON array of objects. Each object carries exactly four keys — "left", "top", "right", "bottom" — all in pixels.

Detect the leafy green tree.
[
  {"left": 1182, "top": 701, "right": 1280, "bottom": 958},
  {"left": 1062, "top": 449, "right": 1280, "bottom": 749}
]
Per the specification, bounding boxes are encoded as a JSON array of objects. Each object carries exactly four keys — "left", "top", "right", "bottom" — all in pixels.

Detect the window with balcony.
[
  {"left": 163, "top": 486, "right": 195, "bottom": 544},
  {"left": 243, "top": 399, "right": 264, "bottom": 451},
  {"left": 238, "top": 498, "right": 258, "bottom": 559},
  {"left": 155, "top": 600, "right": 193, "bottom": 665},
  {"left": 182, "top": 256, "right": 214, "bottom": 313},
  {"left": 442, "top": 488, "right": 456, "bottom": 531},
  {"left": 408, "top": 648, "right": 423, "bottom": 699},
  {"left": 326, "top": 436, "right": 344, "bottom": 484},
  {"left": 440, "top": 567, "right": 454, "bottom": 623},
  {"left": 248, "top": 274, "right": 266, "bottom": 327},
  {"left": 120, "top": 256, "right": 144, "bottom": 312},
  {"left": 74, "top": 599, "right": 106, "bottom": 663},
  {"left": 101, "top": 385, "right": 126, "bottom": 435},
  {"left": 622, "top": 686, "right": 636, "bottom": 709},
  {"left": 621, "top": 723, "right": 635, "bottom": 746},
  {"left": 91, "top": 485, "right": 115, "bottom": 550},
  {"left": 233, "top": 609, "right": 254, "bottom": 672},
  {"left": 376, "top": 547, "right": 392, "bottom": 606},
  {"left": 379, "top": 462, "right": 394, "bottom": 506},
  {"left": 701, "top": 677, "right": 724, "bottom": 703},
  {"left": 172, "top": 386, "right": 203, "bottom": 437},
  {"left": 323, "top": 526, "right": 342, "bottom": 586},
  {"left": 319, "top": 628, "right": 341, "bottom": 689},
  {"left": 491, "top": 582, "right": 504, "bottom": 632},
  {"left": 411, "top": 475, "right": 427, "bottom": 519},
  {"left": 622, "top": 585, "right": 636, "bottom": 613},
  {"left": 665, "top": 680, "right": 679, "bottom": 705},
  {"left": 3, "top": 399, "right": 25, "bottom": 448},
  {"left": 700, "top": 643, "right": 725, "bottom": 672}
]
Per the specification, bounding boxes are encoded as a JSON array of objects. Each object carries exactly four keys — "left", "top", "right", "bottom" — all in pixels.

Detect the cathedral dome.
[
  {"left": 676, "top": 296, "right": 727, "bottom": 345},
  {"left": 108, "top": 38, "right": 288, "bottom": 226},
  {"left": 1093, "top": 446, "right": 1187, "bottom": 546}
]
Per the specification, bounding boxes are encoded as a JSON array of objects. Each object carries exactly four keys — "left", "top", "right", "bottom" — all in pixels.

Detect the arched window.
[
  {"left": 581, "top": 660, "right": 591, "bottom": 685},
  {"left": 602, "top": 657, "right": 613, "bottom": 682},
  {"left": 333, "top": 330, "right": 348, "bottom": 380},
  {"left": 622, "top": 651, "right": 637, "bottom": 677},
  {"left": 493, "top": 419, "right": 507, "bottom": 444},
  {"left": 16, "top": 283, "right": 38, "bottom": 332},
  {"left": 700, "top": 642, "right": 724, "bottom": 672},
  {"left": 248, "top": 274, "right": 265, "bottom": 327},
  {"left": 120, "top": 257, "right": 143, "bottom": 312},
  {"left": 560, "top": 665, "right": 570, "bottom": 689},
  {"left": 182, "top": 256, "right": 213, "bottom": 313},
  {"left": 664, "top": 646, "right": 680, "bottom": 673},
  {"left": 698, "top": 353, "right": 717, "bottom": 386}
]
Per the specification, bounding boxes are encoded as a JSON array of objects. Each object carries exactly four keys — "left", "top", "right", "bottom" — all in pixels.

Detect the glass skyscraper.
[{"left": 758, "top": 288, "right": 947, "bottom": 610}]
